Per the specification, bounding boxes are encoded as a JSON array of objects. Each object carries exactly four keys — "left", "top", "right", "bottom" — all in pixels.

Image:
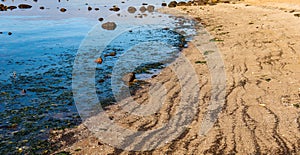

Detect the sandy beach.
[{"left": 51, "top": 0, "right": 300, "bottom": 154}]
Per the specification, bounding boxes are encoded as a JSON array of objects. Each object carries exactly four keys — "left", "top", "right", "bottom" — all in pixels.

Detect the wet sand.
[{"left": 51, "top": 0, "right": 300, "bottom": 154}]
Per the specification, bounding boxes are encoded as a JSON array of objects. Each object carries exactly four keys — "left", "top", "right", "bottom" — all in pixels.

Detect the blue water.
[{"left": 0, "top": 0, "right": 195, "bottom": 154}]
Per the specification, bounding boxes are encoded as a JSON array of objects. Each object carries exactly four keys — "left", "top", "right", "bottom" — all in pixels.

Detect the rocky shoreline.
[{"left": 49, "top": 0, "right": 300, "bottom": 154}]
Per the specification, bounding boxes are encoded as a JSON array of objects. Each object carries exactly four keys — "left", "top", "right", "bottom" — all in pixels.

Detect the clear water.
[{"left": 0, "top": 0, "right": 196, "bottom": 154}]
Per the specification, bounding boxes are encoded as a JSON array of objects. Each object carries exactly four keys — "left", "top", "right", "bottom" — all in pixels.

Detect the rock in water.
[
  {"left": 109, "top": 6, "right": 120, "bottom": 12},
  {"left": 122, "top": 72, "right": 136, "bottom": 83},
  {"left": 104, "top": 51, "right": 116, "bottom": 57},
  {"left": 7, "top": 6, "right": 17, "bottom": 10},
  {"left": 94, "top": 58, "right": 103, "bottom": 64},
  {"left": 139, "top": 6, "right": 146, "bottom": 13},
  {"left": 147, "top": 5, "right": 155, "bottom": 12},
  {"left": 127, "top": 6, "right": 137, "bottom": 13},
  {"left": 18, "top": 4, "right": 32, "bottom": 9},
  {"left": 102, "top": 22, "right": 117, "bottom": 30},
  {"left": 60, "top": 8, "right": 67, "bottom": 12},
  {"left": 98, "top": 18, "right": 104, "bottom": 22}
]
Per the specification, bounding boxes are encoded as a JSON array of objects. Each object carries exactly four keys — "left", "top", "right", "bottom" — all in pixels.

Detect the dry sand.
[{"left": 51, "top": 1, "right": 300, "bottom": 154}]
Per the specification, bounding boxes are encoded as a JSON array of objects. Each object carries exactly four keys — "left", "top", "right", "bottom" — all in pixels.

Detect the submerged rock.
[
  {"left": 122, "top": 72, "right": 135, "bottom": 83},
  {"left": 18, "top": 4, "right": 32, "bottom": 9},
  {"left": 102, "top": 22, "right": 117, "bottom": 30},
  {"left": 104, "top": 51, "right": 116, "bottom": 57}
]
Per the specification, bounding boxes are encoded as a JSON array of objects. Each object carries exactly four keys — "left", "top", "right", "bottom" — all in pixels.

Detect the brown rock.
[
  {"left": 161, "top": 3, "right": 167, "bottom": 6},
  {"left": 60, "top": 8, "right": 67, "bottom": 12},
  {"left": 104, "top": 51, "right": 116, "bottom": 57},
  {"left": 122, "top": 72, "right": 135, "bottom": 83},
  {"left": 147, "top": 5, "right": 155, "bottom": 12},
  {"left": 102, "top": 22, "right": 117, "bottom": 30},
  {"left": 177, "top": 2, "right": 187, "bottom": 6},
  {"left": 7, "top": 6, "right": 17, "bottom": 10},
  {"left": 139, "top": 6, "right": 146, "bottom": 13},
  {"left": 168, "top": 1, "right": 177, "bottom": 7},
  {"left": 127, "top": 6, "right": 137, "bottom": 13},
  {"left": 94, "top": 58, "right": 103, "bottom": 64},
  {"left": 109, "top": 6, "right": 120, "bottom": 12},
  {"left": 88, "top": 6, "right": 92, "bottom": 11},
  {"left": 18, "top": 4, "right": 32, "bottom": 9}
]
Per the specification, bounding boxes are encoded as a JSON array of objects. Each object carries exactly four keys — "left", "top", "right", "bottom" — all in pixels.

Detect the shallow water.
[{"left": 0, "top": 0, "right": 196, "bottom": 154}]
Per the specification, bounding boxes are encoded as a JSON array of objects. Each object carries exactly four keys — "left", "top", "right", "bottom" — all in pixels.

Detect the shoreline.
[{"left": 51, "top": 1, "right": 300, "bottom": 154}]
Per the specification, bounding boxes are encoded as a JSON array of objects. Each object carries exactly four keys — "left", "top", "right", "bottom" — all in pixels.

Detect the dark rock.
[
  {"left": 39, "top": 6, "right": 45, "bottom": 10},
  {"left": 7, "top": 6, "right": 17, "bottom": 10},
  {"left": 161, "top": 3, "right": 167, "bottom": 6},
  {"left": 168, "top": 1, "right": 177, "bottom": 7},
  {"left": 98, "top": 79, "right": 105, "bottom": 83},
  {"left": 0, "top": 32, "right": 2, "bottom": 34},
  {"left": 122, "top": 72, "right": 135, "bottom": 83},
  {"left": 109, "top": 6, "right": 120, "bottom": 12},
  {"left": 60, "top": 8, "right": 67, "bottom": 12},
  {"left": 33, "top": 0, "right": 38, "bottom": 2},
  {"left": 8, "top": 32, "right": 12, "bottom": 35},
  {"left": 220, "top": 0, "right": 230, "bottom": 3},
  {"left": 294, "top": 13, "right": 300, "bottom": 17},
  {"left": 18, "top": 4, "right": 32, "bottom": 9},
  {"left": 127, "top": 6, "right": 137, "bottom": 13},
  {"left": 147, "top": 5, "right": 155, "bottom": 12},
  {"left": 186, "top": 1, "right": 193, "bottom": 6},
  {"left": 177, "top": 2, "right": 187, "bottom": 6},
  {"left": 95, "top": 7, "right": 99, "bottom": 11},
  {"left": 142, "top": 3, "right": 148, "bottom": 5},
  {"left": 0, "top": 4, "right": 7, "bottom": 11},
  {"left": 102, "top": 22, "right": 117, "bottom": 30},
  {"left": 98, "top": 17, "right": 104, "bottom": 22},
  {"left": 139, "top": 6, "right": 146, "bottom": 13},
  {"left": 88, "top": 6, "right": 92, "bottom": 11}
]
